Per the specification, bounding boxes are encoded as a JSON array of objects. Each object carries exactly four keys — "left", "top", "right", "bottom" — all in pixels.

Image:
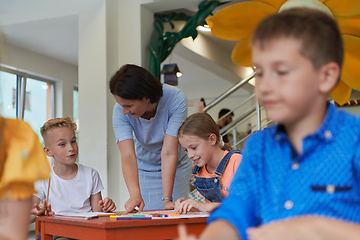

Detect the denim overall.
[{"left": 192, "top": 150, "right": 242, "bottom": 202}]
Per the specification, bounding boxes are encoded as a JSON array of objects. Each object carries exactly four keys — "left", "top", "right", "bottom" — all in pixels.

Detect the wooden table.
[{"left": 35, "top": 214, "right": 207, "bottom": 240}]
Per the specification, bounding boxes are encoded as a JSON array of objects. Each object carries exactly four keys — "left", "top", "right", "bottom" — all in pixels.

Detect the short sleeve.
[
  {"left": 112, "top": 103, "right": 134, "bottom": 143},
  {"left": 34, "top": 179, "right": 48, "bottom": 200},
  {"left": 91, "top": 168, "right": 104, "bottom": 195},
  {"left": 165, "top": 89, "right": 188, "bottom": 137},
  {"left": 0, "top": 118, "right": 50, "bottom": 200},
  {"left": 208, "top": 132, "right": 262, "bottom": 240}
]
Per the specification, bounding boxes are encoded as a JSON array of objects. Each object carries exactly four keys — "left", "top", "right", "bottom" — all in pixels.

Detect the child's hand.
[
  {"left": 174, "top": 197, "right": 187, "bottom": 212},
  {"left": 32, "top": 200, "right": 54, "bottom": 216},
  {"left": 99, "top": 197, "right": 116, "bottom": 212},
  {"left": 175, "top": 199, "right": 201, "bottom": 214}
]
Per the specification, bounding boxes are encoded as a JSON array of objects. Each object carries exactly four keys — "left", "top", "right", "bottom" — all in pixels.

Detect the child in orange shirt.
[
  {"left": 0, "top": 117, "right": 50, "bottom": 240},
  {"left": 175, "top": 113, "right": 242, "bottom": 213}
]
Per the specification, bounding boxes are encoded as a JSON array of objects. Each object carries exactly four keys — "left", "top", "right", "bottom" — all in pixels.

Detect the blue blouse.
[{"left": 112, "top": 84, "right": 189, "bottom": 170}]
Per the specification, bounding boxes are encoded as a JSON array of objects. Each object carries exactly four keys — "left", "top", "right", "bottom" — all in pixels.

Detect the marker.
[
  {"left": 116, "top": 217, "right": 152, "bottom": 220},
  {"left": 85, "top": 215, "right": 99, "bottom": 220}
]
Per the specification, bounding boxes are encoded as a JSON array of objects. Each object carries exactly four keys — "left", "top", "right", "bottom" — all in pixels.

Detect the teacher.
[{"left": 109, "top": 64, "right": 192, "bottom": 212}]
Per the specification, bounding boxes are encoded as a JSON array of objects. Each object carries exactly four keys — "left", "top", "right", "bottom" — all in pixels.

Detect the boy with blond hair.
[
  {"left": 31, "top": 117, "right": 116, "bottom": 222},
  {"left": 188, "top": 7, "right": 360, "bottom": 240}
]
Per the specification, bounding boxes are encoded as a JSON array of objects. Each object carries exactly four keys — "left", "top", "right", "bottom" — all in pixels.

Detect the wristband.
[{"left": 162, "top": 197, "right": 173, "bottom": 201}]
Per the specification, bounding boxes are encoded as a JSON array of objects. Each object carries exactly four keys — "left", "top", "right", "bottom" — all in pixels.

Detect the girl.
[{"left": 175, "top": 113, "right": 242, "bottom": 213}]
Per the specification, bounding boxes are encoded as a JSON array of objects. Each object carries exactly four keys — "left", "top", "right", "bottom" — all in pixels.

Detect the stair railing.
[{"left": 203, "top": 72, "right": 272, "bottom": 150}]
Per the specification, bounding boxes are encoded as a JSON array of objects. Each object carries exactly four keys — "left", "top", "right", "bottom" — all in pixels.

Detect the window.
[
  {"left": 73, "top": 86, "right": 79, "bottom": 127},
  {"left": 24, "top": 78, "right": 54, "bottom": 141},
  {"left": 0, "top": 71, "right": 17, "bottom": 118},
  {"left": 0, "top": 66, "right": 55, "bottom": 143}
]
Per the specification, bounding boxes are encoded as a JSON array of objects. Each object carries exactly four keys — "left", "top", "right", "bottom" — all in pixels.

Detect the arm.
[
  {"left": 90, "top": 192, "right": 102, "bottom": 212},
  {"left": 161, "top": 133, "right": 179, "bottom": 209},
  {"left": 0, "top": 197, "right": 34, "bottom": 240},
  {"left": 177, "top": 220, "right": 240, "bottom": 240},
  {"left": 90, "top": 191, "right": 116, "bottom": 213},
  {"left": 118, "top": 139, "right": 145, "bottom": 212},
  {"left": 199, "top": 220, "right": 240, "bottom": 240},
  {"left": 247, "top": 216, "right": 360, "bottom": 240}
]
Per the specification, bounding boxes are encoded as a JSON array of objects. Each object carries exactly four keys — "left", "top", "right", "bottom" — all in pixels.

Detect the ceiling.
[
  {"left": 0, "top": 0, "right": 79, "bottom": 65},
  {"left": 0, "top": 0, "right": 245, "bottom": 66}
]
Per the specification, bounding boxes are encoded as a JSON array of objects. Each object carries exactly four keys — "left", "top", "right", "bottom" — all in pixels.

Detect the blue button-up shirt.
[{"left": 209, "top": 103, "right": 360, "bottom": 240}]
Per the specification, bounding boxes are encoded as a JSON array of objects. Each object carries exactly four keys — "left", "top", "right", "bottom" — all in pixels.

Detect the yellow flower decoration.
[{"left": 207, "top": 0, "right": 360, "bottom": 105}]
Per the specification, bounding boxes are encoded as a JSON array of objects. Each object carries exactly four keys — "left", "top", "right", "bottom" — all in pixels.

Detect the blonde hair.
[
  {"left": 40, "top": 117, "right": 77, "bottom": 145},
  {"left": 178, "top": 113, "right": 232, "bottom": 151}
]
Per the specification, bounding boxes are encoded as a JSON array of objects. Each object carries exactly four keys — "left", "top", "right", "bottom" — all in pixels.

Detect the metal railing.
[
  {"left": 203, "top": 72, "right": 271, "bottom": 150},
  {"left": 203, "top": 72, "right": 256, "bottom": 113}
]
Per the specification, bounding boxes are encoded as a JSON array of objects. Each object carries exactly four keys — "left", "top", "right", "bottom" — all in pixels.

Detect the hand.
[
  {"left": 174, "top": 197, "right": 187, "bottom": 212},
  {"left": 247, "top": 217, "right": 318, "bottom": 240},
  {"left": 99, "top": 197, "right": 116, "bottom": 213},
  {"left": 124, "top": 195, "right": 145, "bottom": 213},
  {"left": 175, "top": 199, "right": 201, "bottom": 214},
  {"left": 163, "top": 199, "right": 175, "bottom": 210},
  {"left": 32, "top": 200, "right": 54, "bottom": 216},
  {"left": 174, "top": 197, "right": 186, "bottom": 211}
]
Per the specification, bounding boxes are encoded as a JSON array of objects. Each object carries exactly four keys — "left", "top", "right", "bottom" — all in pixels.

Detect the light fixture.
[
  {"left": 197, "top": 24, "right": 211, "bottom": 32},
  {"left": 161, "top": 63, "right": 182, "bottom": 86}
]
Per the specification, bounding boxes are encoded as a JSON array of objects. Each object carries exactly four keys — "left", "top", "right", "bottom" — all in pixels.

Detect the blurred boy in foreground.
[{"left": 185, "top": 7, "right": 360, "bottom": 240}]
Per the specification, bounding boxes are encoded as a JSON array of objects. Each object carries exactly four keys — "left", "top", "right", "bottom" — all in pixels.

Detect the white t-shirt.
[{"left": 34, "top": 164, "right": 104, "bottom": 214}]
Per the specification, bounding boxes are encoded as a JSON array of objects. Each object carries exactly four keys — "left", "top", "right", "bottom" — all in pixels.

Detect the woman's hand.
[
  {"left": 124, "top": 195, "right": 145, "bottom": 213},
  {"left": 163, "top": 199, "right": 175, "bottom": 209},
  {"left": 99, "top": 197, "right": 116, "bottom": 213}
]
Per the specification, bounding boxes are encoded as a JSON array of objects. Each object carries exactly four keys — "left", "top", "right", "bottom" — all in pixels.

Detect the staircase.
[{"left": 203, "top": 72, "right": 271, "bottom": 150}]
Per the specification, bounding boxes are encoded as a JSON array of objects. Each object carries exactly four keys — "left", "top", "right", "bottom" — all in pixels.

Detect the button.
[
  {"left": 21, "top": 150, "right": 29, "bottom": 160},
  {"left": 284, "top": 200, "right": 293, "bottom": 210},
  {"left": 324, "top": 130, "right": 332, "bottom": 139},
  {"left": 326, "top": 185, "right": 335, "bottom": 194},
  {"left": 291, "top": 162, "right": 299, "bottom": 170},
  {"left": 214, "top": 179, "right": 218, "bottom": 183},
  {"left": 275, "top": 135, "right": 281, "bottom": 140}
]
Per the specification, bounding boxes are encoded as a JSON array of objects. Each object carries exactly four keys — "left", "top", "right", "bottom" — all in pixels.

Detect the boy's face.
[
  {"left": 253, "top": 37, "right": 324, "bottom": 125},
  {"left": 44, "top": 127, "right": 78, "bottom": 165}
]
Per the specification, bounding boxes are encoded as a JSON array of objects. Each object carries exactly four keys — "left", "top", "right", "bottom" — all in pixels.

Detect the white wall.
[{"left": 0, "top": 43, "right": 78, "bottom": 118}]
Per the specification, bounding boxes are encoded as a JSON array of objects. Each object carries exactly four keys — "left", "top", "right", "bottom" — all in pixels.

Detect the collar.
[{"left": 271, "top": 102, "right": 338, "bottom": 143}]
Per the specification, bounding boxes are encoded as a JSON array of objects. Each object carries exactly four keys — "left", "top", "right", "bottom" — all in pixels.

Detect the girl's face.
[
  {"left": 114, "top": 95, "right": 149, "bottom": 118},
  {"left": 179, "top": 134, "right": 216, "bottom": 167}
]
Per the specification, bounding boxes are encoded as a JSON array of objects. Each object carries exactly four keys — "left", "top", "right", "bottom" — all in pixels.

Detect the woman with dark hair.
[{"left": 109, "top": 64, "right": 192, "bottom": 212}]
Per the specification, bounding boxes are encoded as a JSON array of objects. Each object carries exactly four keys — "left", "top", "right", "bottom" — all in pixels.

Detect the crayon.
[{"left": 116, "top": 217, "right": 152, "bottom": 220}]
